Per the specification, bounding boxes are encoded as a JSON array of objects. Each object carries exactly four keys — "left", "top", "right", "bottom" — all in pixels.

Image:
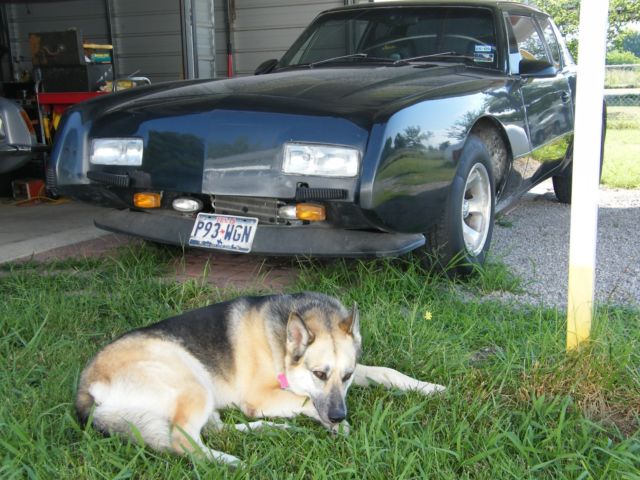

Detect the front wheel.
[{"left": 423, "top": 135, "right": 496, "bottom": 275}]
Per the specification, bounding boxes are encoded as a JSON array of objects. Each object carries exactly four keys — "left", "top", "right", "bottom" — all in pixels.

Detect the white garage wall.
[{"left": 214, "top": 0, "right": 344, "bottom": 77}]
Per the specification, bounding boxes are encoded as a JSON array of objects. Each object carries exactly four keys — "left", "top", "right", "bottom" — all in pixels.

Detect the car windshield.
[{"left": 279, "top": 6, "right": 498, "bottom": 69}]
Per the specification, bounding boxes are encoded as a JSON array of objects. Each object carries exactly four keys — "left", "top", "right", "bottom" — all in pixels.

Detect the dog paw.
[
  {"left": 233, "top": 420, "right": 291, "bottom": 432},
  {"left": 330, "top": 421, "right": 350, "bottom": 436},
  {"left": 415, "top": 382, "right": 446, "bottom": 395},
  {"left": 204, "top": 448, "right": 245, "bottom": 467}
]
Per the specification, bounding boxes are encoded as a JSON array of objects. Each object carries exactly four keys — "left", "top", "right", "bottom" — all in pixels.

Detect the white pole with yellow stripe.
[{"left": 566, "top": 0, "right": 609, "bottom": 351}]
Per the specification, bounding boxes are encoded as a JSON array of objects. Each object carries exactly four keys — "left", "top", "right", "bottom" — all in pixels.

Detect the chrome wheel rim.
[{"left": 461, "top": 163, "right": 491, "bottom": 256}]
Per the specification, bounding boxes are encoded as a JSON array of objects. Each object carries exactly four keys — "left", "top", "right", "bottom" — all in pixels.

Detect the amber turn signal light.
[
  {"left": 295, "top": 203, "right": 326, "bottom": 221},
  {"left": 133, "top": 192, "right": 162, "bottom": 208}
]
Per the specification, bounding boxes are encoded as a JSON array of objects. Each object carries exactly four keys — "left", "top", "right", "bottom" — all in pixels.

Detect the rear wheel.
[
  {"left": 423, "top": 135, "right": 495, "bottom": 275},
  {"left": 552, "top": 166, "right": 572, "bottom": 204},
  {"left": 553, "top": 105, "right": 606, "bottom": 204}
]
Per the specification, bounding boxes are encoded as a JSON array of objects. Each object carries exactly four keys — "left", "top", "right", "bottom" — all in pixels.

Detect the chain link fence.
[{"left": 605, "top": 64, "right": 640, "bottom": 107}]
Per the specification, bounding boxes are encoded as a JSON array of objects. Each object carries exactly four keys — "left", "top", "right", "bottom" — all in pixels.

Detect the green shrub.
[{"left": 606, "top": 49, "right": 640, "bottom": 65}]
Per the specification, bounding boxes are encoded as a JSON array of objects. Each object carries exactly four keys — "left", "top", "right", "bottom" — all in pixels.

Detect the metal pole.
[
  {"left": 566, "top": 0, "right": 609, "bottom": 351},
  {"left": 190, "top": 0, "right": 199, "bottom": 78},
  {"left": 223, "top": 0, "right": 234, "bottom": 77},
  {"left": 103, "top": 0, "right": 117, "bottom": 91}
]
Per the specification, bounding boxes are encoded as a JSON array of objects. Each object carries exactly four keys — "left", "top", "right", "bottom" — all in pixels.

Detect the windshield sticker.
[
  {"left": 474, "top": 52, "right": 495, "bottom": 63},
  {"left": 474, "top": 45, "right": 495, "bottom": 63}
]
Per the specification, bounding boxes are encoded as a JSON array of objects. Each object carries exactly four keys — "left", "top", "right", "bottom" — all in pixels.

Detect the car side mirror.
[
  {"left": 519, "top": 59, "right": 558, "bottom": 77},
  {"left": 254, "top": 59, "right": 279, "bottom": 75}
]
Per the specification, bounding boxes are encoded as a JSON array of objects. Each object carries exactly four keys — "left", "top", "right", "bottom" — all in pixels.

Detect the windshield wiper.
[
  {"left": 397, "top": 51, "right": 473, "bottom": 64},
  {"left": 309, "top": 53, "right": 368, "bottom": 67},
  {"left": 307, "top": 53, "right": 409, "bottom": 68}
]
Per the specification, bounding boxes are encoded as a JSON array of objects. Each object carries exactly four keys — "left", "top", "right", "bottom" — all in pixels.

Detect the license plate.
[{"left": 188, "top": 213, "right": 258, "bottom": 253}]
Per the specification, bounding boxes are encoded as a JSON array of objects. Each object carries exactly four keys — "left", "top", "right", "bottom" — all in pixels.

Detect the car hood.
[{"left": 85, "top": 64, "right": 498, "bottom": 122}]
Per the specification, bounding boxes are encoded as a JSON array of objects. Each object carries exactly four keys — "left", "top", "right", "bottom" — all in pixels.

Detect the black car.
[{"left": 50, "top": 1, "right": 577, "bottom": 274}]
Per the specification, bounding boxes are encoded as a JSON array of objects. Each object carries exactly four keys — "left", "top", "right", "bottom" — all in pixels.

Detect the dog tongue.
[{"left": 277, "top": 373, "right": 289, "bottom": 389}]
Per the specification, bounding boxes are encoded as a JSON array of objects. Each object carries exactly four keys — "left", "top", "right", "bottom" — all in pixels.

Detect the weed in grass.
[
  {"left": 495, "top": 215, "right": 513, "bottom": 228},
  {"left": 1, "top": 248, "right": 639, "bottom": 478},
  {"left": 466, "top": 261, "right": 523, "bottom": 295}
]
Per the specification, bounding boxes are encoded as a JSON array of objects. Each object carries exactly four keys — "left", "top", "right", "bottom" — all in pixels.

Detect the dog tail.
[{"left": 75, "top": 386, "right": 95, "bottom": 428}]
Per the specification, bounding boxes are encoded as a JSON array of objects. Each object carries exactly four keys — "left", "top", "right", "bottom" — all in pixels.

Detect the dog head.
[{"left": 283, "top": 296, "right": 361, "bottom": 427}]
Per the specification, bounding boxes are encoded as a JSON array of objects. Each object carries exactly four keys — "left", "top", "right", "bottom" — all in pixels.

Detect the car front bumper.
[{"left": 95, "top": 209, "right": 425, "bottom": 257}]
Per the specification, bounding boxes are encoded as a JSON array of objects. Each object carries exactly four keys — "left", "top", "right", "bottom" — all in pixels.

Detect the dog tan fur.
[{"left": 76, "top": 292, "right": 444, "bottom": 466}]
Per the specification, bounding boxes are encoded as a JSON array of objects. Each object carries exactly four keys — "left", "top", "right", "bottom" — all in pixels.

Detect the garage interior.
[
  {"left": 0, "top": 0, "right": 358, "bottom": 174},
  {"left": 0, "top": 0, "right": 362, "bottom": 262}
]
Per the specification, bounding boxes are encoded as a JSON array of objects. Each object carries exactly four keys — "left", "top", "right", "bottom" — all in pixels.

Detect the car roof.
[{"left": 321, "top": 1, "right": 543, "bottom": 16}]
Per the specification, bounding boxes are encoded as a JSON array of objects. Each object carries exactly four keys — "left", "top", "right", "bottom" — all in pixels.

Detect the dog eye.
[
  {"left": 313, "top": 371, "right": 327, "bottom": 381},
  {"left": 342, "top": 373, "right": 352, "bottom": 382}
]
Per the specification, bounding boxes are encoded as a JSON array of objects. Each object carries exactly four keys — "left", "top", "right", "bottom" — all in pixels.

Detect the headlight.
[
  {"left": 283, "top": 143, "right": 360, "bottom": 177},
  {"left": 90, "top": 138, "right": 143, "bottom": 166}
]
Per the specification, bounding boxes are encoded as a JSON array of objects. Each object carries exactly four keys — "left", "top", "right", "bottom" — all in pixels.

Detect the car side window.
[
  {"left": 507, "top": 14, "right": 550, "bottom": 73},
  {"left": 538, "top": 17, "right": 562, "bottom": 69},
  {"left": 550, "top": 18, "right": 575, "bottom": 67}
]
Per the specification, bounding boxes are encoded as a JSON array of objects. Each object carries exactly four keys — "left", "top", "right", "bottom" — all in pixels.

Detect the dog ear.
[
  {"left": 340, "top": 303, "right": 361, "bottom": 342},
  {"left": 286, "top": 312, "right": 314, "bottom": 362}
]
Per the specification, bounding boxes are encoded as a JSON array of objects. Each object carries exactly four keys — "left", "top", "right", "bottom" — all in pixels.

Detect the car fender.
[{"left": 360, "top": 83, "right": 526, "bottom": 233}]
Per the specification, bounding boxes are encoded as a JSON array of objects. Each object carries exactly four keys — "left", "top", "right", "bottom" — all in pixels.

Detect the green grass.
[
  {"left": 605, "top": 68, "right": 640, "bottom": 89},
  {"left": 603, "top": 106, "right": 640, "bottom": 189},
  {"left": 1, "top": 245, "right": 639, "bottom": 478}
]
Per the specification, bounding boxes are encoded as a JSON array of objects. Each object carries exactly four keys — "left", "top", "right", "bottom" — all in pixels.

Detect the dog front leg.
[
  {"left": 354, "top": 364, "right": 445, "bottom": 395},
  {"left": 244, "top": 389, "right": 350, "bottom": 435},
  {"left": 248, "top": 388, "right": 320, "bottom": 422}
]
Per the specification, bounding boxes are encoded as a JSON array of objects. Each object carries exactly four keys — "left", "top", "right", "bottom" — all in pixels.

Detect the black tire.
[
  {"left": 552, "top": 167, "right": 572, "bottom": 204},
  {"left": 422, "top": 135, "right": 496, "bottom": 275},
  {"left": 552, "top": 139, "right": 604, "bottom": 204},
  {"left": 553, "top": 104, "right": 607, "bottom": 204}
]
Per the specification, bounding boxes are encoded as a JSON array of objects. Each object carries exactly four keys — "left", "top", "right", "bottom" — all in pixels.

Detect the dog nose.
[
  {"left": 329, "top": 413, "right": 346, "bottom": 423},
  {"left": 328, "top": 408, "right": 346, "bottom": 424}
]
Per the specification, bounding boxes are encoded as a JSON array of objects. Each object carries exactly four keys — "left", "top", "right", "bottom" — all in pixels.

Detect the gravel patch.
[{"left": 484, "top": 180, "right": 639, "bottom": 310}]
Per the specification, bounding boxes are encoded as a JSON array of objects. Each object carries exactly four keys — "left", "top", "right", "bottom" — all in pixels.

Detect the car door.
[{"left": 506, "top": 13, "right": 574, "bottom": 189}]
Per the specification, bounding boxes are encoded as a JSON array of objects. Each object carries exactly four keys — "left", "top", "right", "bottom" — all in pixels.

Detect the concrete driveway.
[
  {"left": 0, "top": 199, "right": 112, "bottom": 264},
  {"left": 0, "top": 197, "right": 297, "bottom": 290}
]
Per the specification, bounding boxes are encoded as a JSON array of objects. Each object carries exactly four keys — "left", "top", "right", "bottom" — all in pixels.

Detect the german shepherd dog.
[{"left": 76, "top": 292, "right": 444, "bottom": 466}]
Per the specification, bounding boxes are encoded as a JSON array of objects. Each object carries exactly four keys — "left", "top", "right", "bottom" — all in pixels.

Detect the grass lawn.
[
  {"left": 1, "top": 245, "right": 639, "bottom": 478},
  {"left": 603, "top": 106, "right": 640, "bottom": 189}
]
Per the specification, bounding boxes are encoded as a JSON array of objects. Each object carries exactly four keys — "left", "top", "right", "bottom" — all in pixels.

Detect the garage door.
[
  {"left": 111, "top": 0, "right": 216, "bottom": 82},
  {"left": 110, "top": 0, "right": 184, "bottom": 83},
  {"left": 214, "top": 0, "right": 344, "bottom": 77}
]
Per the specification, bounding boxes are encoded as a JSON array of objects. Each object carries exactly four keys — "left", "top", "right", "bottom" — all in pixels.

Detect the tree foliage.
[
  {"left": 619, "top": 30, "right": 640, "bottom": 57},
  {"left": 528, "top": 0, "right": 640, "bottom": 58}
]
